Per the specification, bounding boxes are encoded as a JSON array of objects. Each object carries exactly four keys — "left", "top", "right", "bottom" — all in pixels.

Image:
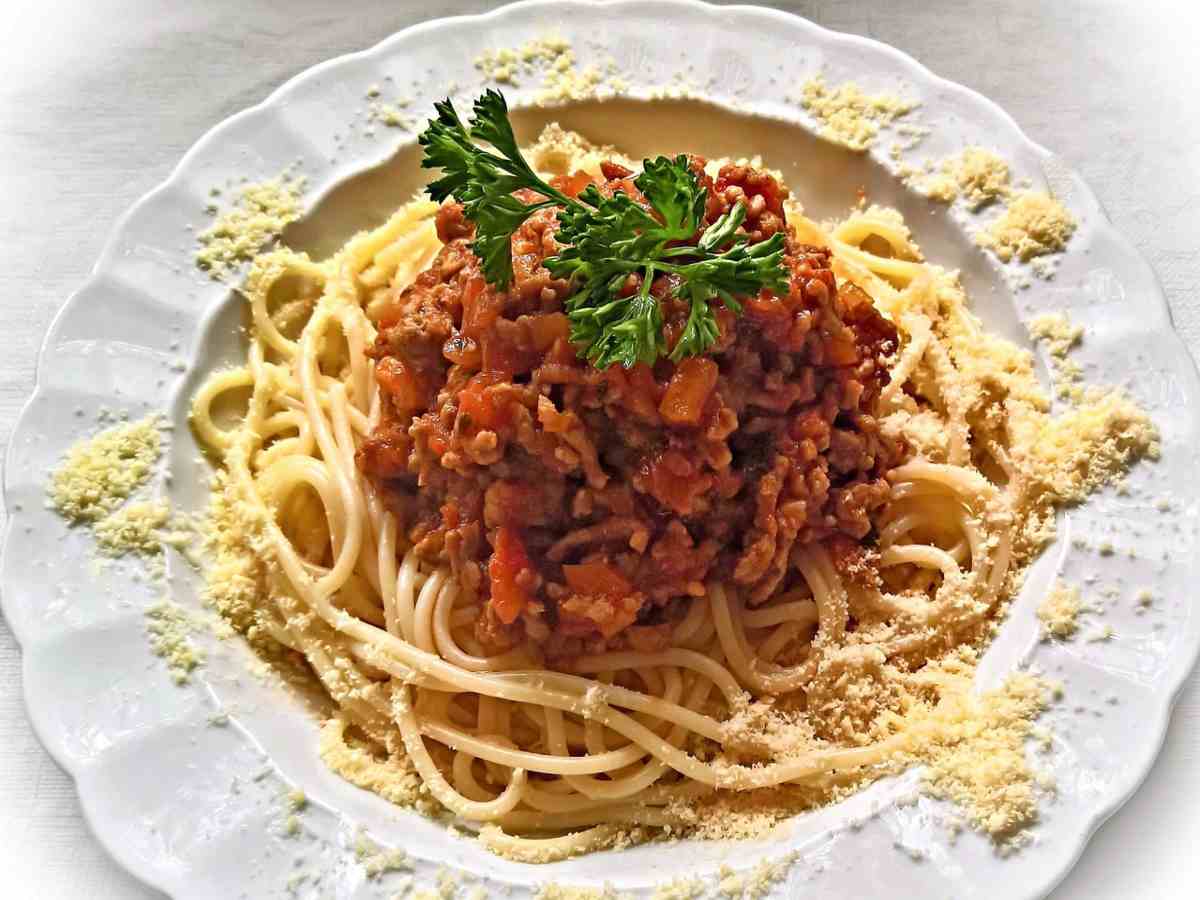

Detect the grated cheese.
[
  {"left": 1029, "top": 311, "right": 1084, "bottom": 399},
  {"left": 93, "top": 500, "right": 170, "bottom": 557},
  {"left": 317, "top": 716, "right": 427, "bottom": 809},
  {"left": 916, "top": 147, "right": 1011, "bottom": 208},
  {"left": 534, "top": 883, "right": 626, "bottom": 900},
  {"left": 1012, "top": 386, "right": 1159, "bottom": 505},
  {"left": 286, "top": 788, "right": 307, "bottom": 811},
  {"left": 914, "top": 672, "right": 1050, "bottom": 840},
  {"left": 145, "top": 600, "right": 203, "bottom": 684},
  {"left": 650, "top": 878, "right": 705, "bottom": 900},
  {"left": 196, "top": 174, "right": 305, "bottom": 279},
  {"left": 366, "top": 91, "right": 411, "bottom": 131},
  {"left": 525, "top": 124, "right": 630, "bottom": 181},
  {"left": 798, "top": 75, "right": 916, "bottom": 152},
  {"left": 475, "top": 33, "right": 614, "bottom": 105},
  {"left": 1037, "top": 580, "right": 1082, "bottom": 639},
  {"left": 716, "top": 855, "right": 795, "bottom": 900},
  {"left": 975, "top": 190, "right": 1077, "bottom": 262},
  {"left": 47, "top": 417, "right": 161, "bottom": 522}
]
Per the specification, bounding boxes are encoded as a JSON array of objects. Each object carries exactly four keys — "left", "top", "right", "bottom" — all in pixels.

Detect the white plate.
[{"left": 3, "top": 1, "right": 1199, "bottom": 897}]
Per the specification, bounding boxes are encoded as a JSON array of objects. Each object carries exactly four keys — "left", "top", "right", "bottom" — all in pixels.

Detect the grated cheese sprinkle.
[
  {"left": 914, "top": 672, "right": 1050, "bottom": 840},
  {"left": 1037, "top": 580, "right": 1082, "bottom": 639},
  {"left": 93, "top": 500, "right": 170, "bottom": 557},
  {"left": 650, "top": 878, "right": 705, "bottom": 900},
  {"left": 1029, "top": 311, "right": 1085, "bottom": 399},
  {"left": 916, "top": 147, "right": 1011, "bottom": 208},
  {"left": 196, "top": 175, "right": 305, "bottom": 279},
  {"left": 47, "top": 417, "right": 161, "bottom": 522},
  {"left": 475, "top": 33, "right": 613, "bottom": 105},
  {"left": 975, "top": 190, "right": 1077, "bottom": 262},
  {"left": 145, "top": 600, "right": 203, "bottom": 684},
  {"left": 534, "top": 884, "right": 624, "bottom": 900},
  {"left": 798, "top": 75, "right": 916, "bottom": 152}
]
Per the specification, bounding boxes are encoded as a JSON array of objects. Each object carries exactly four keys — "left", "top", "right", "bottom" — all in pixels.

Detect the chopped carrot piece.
[
  {"left": 458, "top": 373, "right": 508, "bottom": 430},
  {"left": 488, "top": 527, "right": 532, "bottom": 625},
  {"left": 375, "top": 357, "right": 426, "bottom": 411},
  {"left": 659, "top": 357, "right": 718, "bottom": 426},
  {"left": 563, "top": 561, "right": 633, "bottom": 596}
]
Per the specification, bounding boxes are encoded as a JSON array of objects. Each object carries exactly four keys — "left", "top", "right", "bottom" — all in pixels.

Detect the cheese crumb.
[
  {"left": 145, "top": 600, "right": 203, "bottom": 684},
  {"left": 916, "top": 147, "right": 1011, "bottom": 208},
  {"left": 1011, "top": 386, "right": 1159, "bottom": 505},
  {"left": 196, "top": 175, "right": 305, "bottom": 279},
  {"left": 650, "top": 877, "right": 705, "bottom": 900},
  {"left": 715, "top": 854, "right": 794, "bottom": 899},
  {"left": 1029, "top": 312, "right": 1083, "bottom": 359},
  {"left": 1037, "top": 580, "right": 1082, "bottom": 639},
  {"left": 354, "top": 830, "right": 412, "bottom": 879},
  {"left": 48, "top": 417, "right": 161, "bottom": 522},
  {"left": 475, "top": 45, "right": 523, "bottom": 84},
  {"left": 93, "top": 500, "right": 170, "bottom": 557},
  {"left": 799, "top": 75, "right": 916, "bottom": 152},
  {"left": 366, "top": 95, "right": 411, "bottom": 131},
  {"left": 316, "top": 716, "right": 425, "bottom": 809},
  {"left": 525, "top": 124, "right": 630, "bottom": 181},
  {"left": 916, "top": 673, "right": 1049, "bottom": 840},
  {"left": 975, "top": 191, "right": 1077, "bottom": 262},
  {"left": 1029, "top": 311, "right": 1085, "bottom": 398},
  {"left": 475, "top": 34, "right": 612, "bottom": 105},
  {"left": 534, "top": 883, "right": 623, "bottom": 900}
]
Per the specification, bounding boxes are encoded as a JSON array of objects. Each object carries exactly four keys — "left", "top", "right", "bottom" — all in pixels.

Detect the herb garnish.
[{"left": 418, "top": 90, "right": 789, "bottom": 368}]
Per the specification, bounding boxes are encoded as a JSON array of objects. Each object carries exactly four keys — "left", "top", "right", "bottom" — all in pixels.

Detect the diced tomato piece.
[
  {"left": 599, "top": 161, "right": 634, "bottom": 180},
  {"left": 418, "top": 412, "right": 453, "bottom": 457},
  {"left": 528, "top": 313, "right": 570, "bottom": 351},
  {"left": 743, "top": 290, "right": 790, "bottom": 321},
  {"left": 375, "top": 357, "right": 426, "bottom": 411},
  {"left": 825, "top": 338, "right": 859, "bottom": 366},
  {"left": 603, "top": 362, "right": 661, "bottom": 421},
  {"left": 563, "top": 561, "right": 633, "bottom": 596},
  {"left": 461, "top": 276, "right": 502, "bottom": 338},
  {"left": 643, "top": 449, "right": 712, "bottom": 515},
  {"left": 659, "top": 357, "right": 718, "bottom": 426},
  {"left": 552, "top": 170, "right": 600, "bottom": 198},
  {"left": 488, "top": 527, "right": 532, "bottom": 625},
  {"left": 458, "top": 373, "right": 508, "bottom": 430},
  {"left": 481, "top": 334, "right": 535, "bottom": 376}
]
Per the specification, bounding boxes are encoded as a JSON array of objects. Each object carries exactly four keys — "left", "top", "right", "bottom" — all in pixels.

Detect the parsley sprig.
[{"left": 418, "top": 90, "right": 789, "bottom": 368}]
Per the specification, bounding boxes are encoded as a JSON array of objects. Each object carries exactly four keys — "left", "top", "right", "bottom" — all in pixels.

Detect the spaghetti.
[{"left": 192, "top": 129, "right": 1154, "bottom": 860}]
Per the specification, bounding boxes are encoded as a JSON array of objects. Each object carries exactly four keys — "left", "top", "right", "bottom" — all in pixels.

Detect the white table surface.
[{"left": 1, "top": 0, "right": 1197, "bottom": 897}]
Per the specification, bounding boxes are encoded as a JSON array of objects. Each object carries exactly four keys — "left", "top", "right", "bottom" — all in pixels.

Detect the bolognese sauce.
[{"left": 358, "top": 158, "right": 905, "bottom": 658}]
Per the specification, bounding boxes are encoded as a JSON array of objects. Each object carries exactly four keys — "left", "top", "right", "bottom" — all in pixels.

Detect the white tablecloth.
[{"left": 1, "top": 1, "right": 1197, "bottom": 896}]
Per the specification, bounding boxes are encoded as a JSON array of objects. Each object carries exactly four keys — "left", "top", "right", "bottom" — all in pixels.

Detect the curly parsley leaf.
[
  {"left": 418, "top": 91, "right": 791, "bottom": 368},
  {"left": 568, "top": 269, "right": 666, "bottom": 369},
  {"left": 418, "top": 90, "right": 574, "bottom": 288},
  {"left": 635, "top": 154, "right": 707, "bottom": 241}
]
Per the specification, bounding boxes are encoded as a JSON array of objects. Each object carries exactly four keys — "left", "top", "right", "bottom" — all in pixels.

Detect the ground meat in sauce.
[{"left": 358, "top": 157, "right": 906, "bottom": 660}]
